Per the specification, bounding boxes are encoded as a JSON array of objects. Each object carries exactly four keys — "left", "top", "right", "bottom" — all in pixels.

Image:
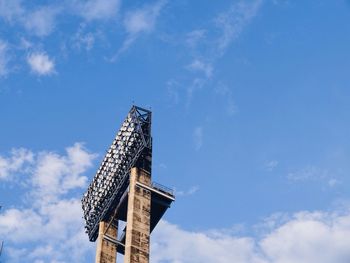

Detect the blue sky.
[{"left": 1, "top": 0, "right": 350, "bottom": 262}]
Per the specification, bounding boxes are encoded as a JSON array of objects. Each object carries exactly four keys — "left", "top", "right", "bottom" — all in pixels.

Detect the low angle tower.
[{"left": 82, "top": 106, "right": 175, "bottom": 263}]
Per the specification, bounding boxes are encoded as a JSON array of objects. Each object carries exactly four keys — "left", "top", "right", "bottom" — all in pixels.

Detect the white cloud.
[
  {"left": 187, "top": 59, "right": 213, "bottom": 78},
  {"left": 287, "top": 166, "right": 343, "bottom": 189},
  {"left": 0, "top": 148, "right": 34, "bottom": 180},
  {"left": 287, "top": 166, "right": 334, "bottom": 183},
  {"left": 111, "top": 0, "right": 167, "bottom": 59},
  {"left": 0, "top": 40, "right": 9, "bottom": 76},
  {"left": 176, "top": 185, "right": 199, "bottom": 197},
  {"left": 74, "top": 31, "right": 95, "bottom": 51},
  {"left": 0, "top": 0, "right": 120, "bottom": 40},
  {"left": 260, "top": 211, "right": 350, "bottom": 263},
  {"left": 0, "top": 0, "right": 24, "bottom": 22},
  {"left": 72, "top": 0, "right": 120, "bottom": 21},
  {"left": 215, "top": 0, "right": 262, "bottom": 56},
  {"left": 271, "top": 0, "right": 290, "bottom": 5},
  {"left": 193, "top": 126, "right": 203, "bottom": 151},
  {"left": 152, "top": 220, "right": 264, "bottom": 263},
  {"left": 32, "top": 143, "right": 97, "bottom": 203},
  {"left": 27, "top": 52, "right": 55, "bottom": 75},
  {"left": 0, "top": 199, "right": 94, "bottom": 263},
  {"left": 0, "top": 1, "right": 59, "bottom": 36},
  {"left": 1, "top": 145, "right": 350, "bottom": 263},
  {"left": 24, "top": 6, "right": 59, "bottom": 37},
  {"left": 152, "top": 209, "right": 350, "bottom": 263},
  {"left": 0, "top": 143, "right": 96, "bottom": 262},
  {"left": 186, "top": 29, "right": 206, "bottom": 48},
  {"left": 123, "top": 0, "right": 166, "bottom": 35}
]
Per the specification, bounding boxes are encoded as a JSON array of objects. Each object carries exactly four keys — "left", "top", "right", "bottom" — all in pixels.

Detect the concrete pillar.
[
  {"left": 124, "top": 167, "right": 151, "bottom": 263},
  {"left": 95, "top": 221, "right": 118, "bottom": 263}
]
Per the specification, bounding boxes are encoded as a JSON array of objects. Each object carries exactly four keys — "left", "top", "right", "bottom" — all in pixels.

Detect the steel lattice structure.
[{"left": 82, "top": 106, "right": 152, "bottom": 241}]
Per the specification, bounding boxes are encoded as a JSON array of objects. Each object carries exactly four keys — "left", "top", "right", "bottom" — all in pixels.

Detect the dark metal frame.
[{"left": 82, "top": 105, "right": 152, "bottom": 241}]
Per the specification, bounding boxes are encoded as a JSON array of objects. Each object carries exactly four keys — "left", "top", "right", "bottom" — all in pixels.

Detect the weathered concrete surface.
[
  {"left": 124, "top": 167, "right": 151, "bottom": 263},
  {"left": 95, "top": 221, "right": 118, "bottom": 263}
]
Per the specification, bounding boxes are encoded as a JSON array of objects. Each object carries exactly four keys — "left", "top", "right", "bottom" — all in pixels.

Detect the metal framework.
[{"left": 82, "top": 106, "right": 152, "bottom": 241}]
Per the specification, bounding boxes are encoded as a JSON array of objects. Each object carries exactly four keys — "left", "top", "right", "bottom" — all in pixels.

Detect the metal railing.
[{"left": 152, "top": 182, "right": 174, "bottom": 196}]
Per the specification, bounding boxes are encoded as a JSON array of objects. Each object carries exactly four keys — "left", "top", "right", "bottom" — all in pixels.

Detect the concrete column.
[
  {"left": 124, "top": 167, "right": 151, "bottom": 263},
  {"left": 95, "top": 221, "right": 118, "bottom": 263}
]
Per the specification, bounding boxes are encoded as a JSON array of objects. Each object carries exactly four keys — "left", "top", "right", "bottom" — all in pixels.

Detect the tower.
[{"left": 82, "top": 106, "right": 174, "bottom": 263}]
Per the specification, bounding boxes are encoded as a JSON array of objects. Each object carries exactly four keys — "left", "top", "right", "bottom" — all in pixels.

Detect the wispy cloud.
[
  {"left": 271, "top": 0, "right": 290, "bottom": 6},
  {"left": 0, "top": 1, "right": 59, "bottom": 37},
  {"left": 111, "top": 0, "right": 167, "bottom": 59},
  {"left": 123, "top": 2, "right": 164, "bottom": 35},
  {"left": 74, "top": 32, "right": 95, "bottom": 51},
  {"left": 187, "top": 59, "right": 213, "bottom": 78},
  {"left": 72, "top": 24, "right": 97, "bottom": 51},
  {"left": 0, "top": 0, "right": 24, "bottom": 22},
  {"left": 71, "top": 0, "right": 121, "bottom": 21},
  {"left": 166, "top": 79, "right": 181, "bottom": 105},
  {"left": 176, "top": 185, "right": 199, "bottom": 197},
  {"left": 186, "top": 29, "right": 206, "bottom": 48},
  {"left": 27, "top": 52, "right": 55, "bottom": 76},
  {"left": 187, "top": 78, "right": 206, "bottom": 107},
  {"left": 193, "top": 126, "right": 203, "bottom": 151},
  {"left": 215, "top": 83, "right": 237, "bottom": 116},
  {"left": 173, "top": 0, "right": 263, "bottom": 109},
  {"left": 264, "top": 160, "right": 279, "bottom": 171},
  {"left": 0, "top": 0, "right": 120, "bottom": 38},
  {"left": 287, "top": 165, "right": 341, "bottom": 188},
  {"left": 24, "top": 6, "right": 60, "bottom": 37},
  {"left": 0, "top": 40, "right": 9, "bottom": 76},
  {"left": 287, "top": 166, "right": 328, "bottom": 182},
  {"left": 166, "top": 77, "right": 206, "bottom": 108},
  {"left": 215, "top": 0, "right": 263, "bottom": 56}
]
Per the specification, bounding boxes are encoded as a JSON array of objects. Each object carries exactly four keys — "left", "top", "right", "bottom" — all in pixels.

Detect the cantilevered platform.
[{"left": 103, "top": 181, "right": 175, "bottom": 255}]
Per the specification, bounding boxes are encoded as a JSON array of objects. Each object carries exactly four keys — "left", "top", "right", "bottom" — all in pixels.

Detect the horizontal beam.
[
  {"left": 136, "top": 182, "right": 175, "bottom": 201},
  {"left": 103, "top": 234, "right": 125, "bottom": 248}
]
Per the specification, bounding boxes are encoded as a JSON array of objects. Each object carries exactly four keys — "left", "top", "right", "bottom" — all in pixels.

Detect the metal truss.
[{"left": 82, "top": 105, "right": 152, "bottom": 241}]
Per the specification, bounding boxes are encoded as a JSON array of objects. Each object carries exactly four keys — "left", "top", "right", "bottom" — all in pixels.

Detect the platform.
[{"left": 103, "top": 181, "right": 175, "bottom": 255}]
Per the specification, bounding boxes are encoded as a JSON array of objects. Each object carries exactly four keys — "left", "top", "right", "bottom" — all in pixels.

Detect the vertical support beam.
[
  {"left": 95, "top": 221, "right": 118, "bottom": 263},
  {"left": 124, "top": 167, "right": 151, "bottom": 263}
]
